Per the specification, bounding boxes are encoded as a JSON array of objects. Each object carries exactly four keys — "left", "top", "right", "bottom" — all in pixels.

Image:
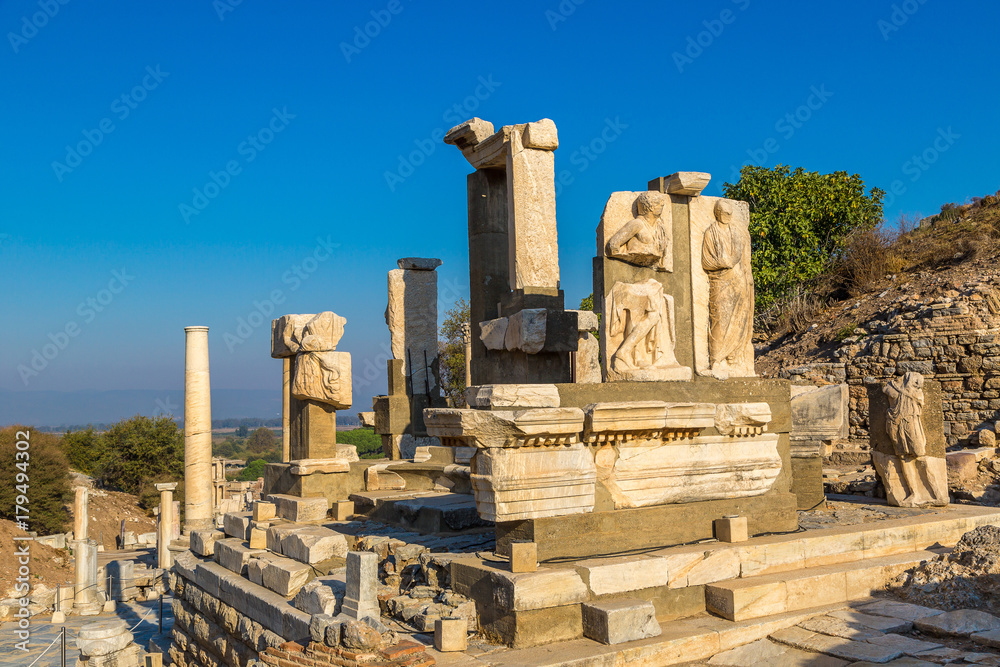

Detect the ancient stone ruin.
[{"left": 158, "top": 116, "right": 1000, "bottom": 666}]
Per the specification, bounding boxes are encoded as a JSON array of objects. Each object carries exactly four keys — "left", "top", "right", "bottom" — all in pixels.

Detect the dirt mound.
[
  {"left": 0, "top": 519, "right": 73, "bottom": 598},
  {"left": 888, "top": 526, "right": 1000, "bottom": 614}
]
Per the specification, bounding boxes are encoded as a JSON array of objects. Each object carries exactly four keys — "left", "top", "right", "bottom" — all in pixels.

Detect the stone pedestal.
[
  {"left": 183, "top": 326, "right": 213, "bottom": 533},
  {"left": 342, "top": 551, "right": 379, "bottom": 621},
  {"left": 156, "top": 483, "right": 177, "bottom": 569}
]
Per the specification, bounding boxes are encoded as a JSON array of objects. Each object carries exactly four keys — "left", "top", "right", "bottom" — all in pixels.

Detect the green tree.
[
  {"left": 237, "top": 459, "right": 267, "bottom": 481},
  {"left": 579, "top": 294, "right": 594, "bottom": 311},
  {"left": 235, "top": 425, "right": 249, "bottom": 438},
  {"left": 438, "top": 298, "right": 470, "bottom": 406},
  {"left": 63, "top": 426, "right": 104, "bottom": 474},
  {"left": 337, "top": 427, "right": 384, "bottom": 459},
  {"left": 0, "top": 426, "right": 71, "bottom": 535},
  {"left": 245, "top": 427, "right": 277, "bottom": 454},
  {"left": 723, "top": 165, "right": 885, "bottom": 310},
  {"left": 95, "top": 415, "right": 184, "bottom": 497}
]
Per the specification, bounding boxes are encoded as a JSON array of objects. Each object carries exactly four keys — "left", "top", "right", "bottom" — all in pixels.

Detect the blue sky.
[{"left": 2, "top": 1, "right": 998, "bottom": 420}]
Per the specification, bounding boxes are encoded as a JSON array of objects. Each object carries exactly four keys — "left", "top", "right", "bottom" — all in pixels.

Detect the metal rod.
[
  {"left": 61, "top": 626, "right": 66, "bottom": 667},
  {"left": 159, "top": 595, "right": 163, "bottom": 634}
]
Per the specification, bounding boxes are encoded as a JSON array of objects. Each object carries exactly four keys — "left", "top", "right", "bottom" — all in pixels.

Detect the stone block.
[
  {"left": 522, "top": 118, "right": 558, "bottom": 150},
  {"left": 504, "top": 308, "right": 548, "bottom": 354},
  {"left": 479, "top": 318, "right": 509, "bottom": 350},
  {"left": 215, "top": 539, "right": 264, "bottom": 576},
  {"left": 76, "top": 619, "right": 133, "bottom": 657},
  {"left": 947, "top": 451, "right": 979, "bottom": 483},
  {"left": 223, "top": 512, "right": 251, "bottom": 540},
  {"left": 269, "top": 494, "right": 329, "bottom": 522},
  {"left": 343, "top": 551, "right": 379, "bottom": 620},
  {"left": 397, "top": 257, "right": 442, "bottom": 271},
  {"left": 434, "top": 617, "right": 467, "bottom": 652},
  {"left": 262, "top": 558, "right": 314, "bottom": 598},
  {"left": 576, "top": 555, "right": 667, "bottom": 595},
  {"left": 466, "top": 384, "right": 560, "bottom": 408},
  {"left": 914, "top": 609, "right": 1000, "bottom": 637},
  {"left": 294, "top": 577, "right": 346, "bottom": 616},
  {"left": 249, "top": 527, "right": 268, "bottom": 549},
  {"left": 510, "top": 542, "right": 537, "bottom": 574},
  {"left": 490, "top": 568, "right": 588, "bottom": 612},
  {"left": 281, "top": 526, "right": 348, "bottom": 564},
  {"left": 145, "top": 653, "right": 163, "bottom": 667},
  {"left": 715, "top": 516, "right": 749, "bottom": 543},
  {"left": 649, "top": 171, "right": 711, "bottom": 196},
  {"left": 253, "top": 501, "right": 276, "bottom": 521},
  {"left": 332, "top": 501, "right": 354, "bottom": 521},
  {"left": 581, "top": 599, "right": 661, "bottom": 645}
]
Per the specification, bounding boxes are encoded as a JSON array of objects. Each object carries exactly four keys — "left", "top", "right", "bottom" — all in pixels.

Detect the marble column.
[
  {"left": 156, "top": 483, "right": 177, "bottom": 569},
  {"left": 73, "top": 486, "right": 88, "bottom": 541},
  {"left": 282, "top": 357, "right": 291, "bottom": 462},
  {"left": 73, "top": 539, "right": 97, "bottom": 609},
  {"left": 184, "top": 326, "right": 213, "bottom": 533}
]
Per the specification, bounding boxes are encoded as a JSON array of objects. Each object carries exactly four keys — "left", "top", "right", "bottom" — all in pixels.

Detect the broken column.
[
  {"left": 444, "top": 117, "right": 578, "bottom": 386},
  {"left": 271, "top": 312, "right": 352, "bottom": 461},
  {"left": 342, "top": 551, "right": 379, "bottom": 621},
  {"left": 73, "top": 539, "right": 99, "bottom": 614},
  {"left": 156, "top": 483, "right": 177, "bottom": 569},
  {"left": 183, "top": 325, "right": 213, "bottom": 533},
  {"left": 374, "top": 258, "right": 447, "bottom": 459},
  {"left": 73, "top": 486, "right": 89, "bottom": 542},
  {"left": 282, "top": 357, "right": 291, "bottom": 461}
]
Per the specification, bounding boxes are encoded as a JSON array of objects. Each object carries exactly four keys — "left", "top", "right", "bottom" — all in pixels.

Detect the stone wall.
[{"left": 781, "top": 284, "right": 1000, "bottom": 451}]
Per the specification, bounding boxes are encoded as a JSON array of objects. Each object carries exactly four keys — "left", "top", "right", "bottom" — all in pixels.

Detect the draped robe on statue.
[{"left": 702, "top": 219, "right": 754, "bottom": 371}]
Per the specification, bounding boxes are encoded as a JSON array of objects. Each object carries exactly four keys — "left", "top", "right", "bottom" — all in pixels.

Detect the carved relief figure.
[
  {"left": 605, "top": 279, "right": 688, "bottom": 381},
  {"left": 605, "top": 192, "right": 671, "bottom": 271},
  {"left": 292, "top": 351, "right": 352, "bottom": 409},
  {"left": 702, "top": 199, "right": 754, "bottom": 379},
  {"left": 884, "top": 372, "right": 930, "bottom": 505}
]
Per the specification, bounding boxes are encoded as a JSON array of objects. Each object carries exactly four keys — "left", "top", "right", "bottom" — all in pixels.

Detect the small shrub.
[
  {"left": 338, "top": 428, "right": 384, "bottom": 459},
  {"left": 774, "top": 287, "right": 825, "bottom": 336},
  {"left": 834, "top": 322, "right": 859, "bottom": 342},
  {"left": 981, "top": 194, "right": 998, "bottom": 209},
  {"left": 837, "top": 227, "right": 895, "bottom": 296}
]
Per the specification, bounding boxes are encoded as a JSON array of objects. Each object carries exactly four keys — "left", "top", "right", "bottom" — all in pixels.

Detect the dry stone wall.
[{"left": 781, "top": 280, "right": 1000, "bottom": 451}]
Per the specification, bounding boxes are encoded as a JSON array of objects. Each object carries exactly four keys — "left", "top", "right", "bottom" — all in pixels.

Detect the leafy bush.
[
  {"left": 237, "top": 459, "right": 267, "bottom": 481},
  {"left": 0, "top": 426, "right": 71, "bottom": 535},
  {"left": 723, "top": 165, "right": 884, "bottom": 310},
  {"left": 438, "top": 298, "right": 469, "bottom": 406},
  {"left": 837, "top": 227, "right": 897, "bottom": 296},
  {"left": 338, "top": 427, "right": 384, "bottom": 459},
  {"left": 246, "top": 427, "right": 277, "bottom": 453},
  {"left": 95, "top": 415, "right": 184, "bottom": 502},
  {"left": 63, "top": 426, "right": 103, "bottom": 475}
]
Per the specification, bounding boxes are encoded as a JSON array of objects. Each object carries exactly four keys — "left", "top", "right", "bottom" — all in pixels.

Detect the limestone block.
[
  {"left": 472, "top": 443, "right": 596, "bottom": 522},
  {"left": 249, "top": 527, "right": 267, "bottom": 549},
  {"left": 790, "top": 384, "right": 849, "bottom": 443},
  {"left": 947, "top": 451, "right": 978, "bottom": 483},
  {"left": 569, "top": 309, "right": 599, "bottom": 333},
  {"left": 576, "top": 555, "right": 667, "bottom": 595},
  {"left": 465, "top": 384, "right": 560, "bottom": 409},
  {"left": 574, "top": 331, "right": 602, "bottom": 383},
  {"left": 281, "top": 526, "right": 348, "bottom": 564},
  {"left": 510, "top": 542, "right": 537, "bottom": 574},
  {"left": 294, "top": 577, "right": 346, "bottom": 616},
  {"left": 434, "top": 617, "right": 468, "bottom": 652},
  {"left": 252, "top": 501, "right": 276, "bottom": 522},
  {"left": 599, "top": 434, "right": 782, "bottom": 509},
  {"left": 479, "top": 317, "right": 509, "bottom": 350},
  {"left": 262, "top": 558, "right": 314, "bottom": 598},
  {"left": 397, "top": 257, "right": 442, "bottom": 271},
  {"left": 292, "top": 351, "right": 351, "bottom": 409},
  {"left": 332, "top": 501, "right": 354, "bottom": 521},
  {"left": 582, "top": 599, "right": 661, "bottom": 645},
  {"left": 358, "top": 411, "right": 376, "bottom": 427},
  {"left": 425, "top": 406, "right": 585, "bottom": 449},
  {"left": 288, "top": 458, "right": 351, "bottom": 475},
  {"left": 583, "top": 401, "right": 715, "bottom": 436},
  {"left": 215, "top": 539, "right": 264, "bottom": 576},
  {"left": 365, "top": 465, "right": 406, "bottom": 491},
  {"left": 504, "top": 308, "right": 547, "bottom": 354},
  {"left": 268, "top": 494, "right": 329, "bottom": 522},
  {"left": 443, "top": 117, "right": 495, "bottom": 151},
  {"left": 651, "top": 171, "right": 711, "bottom": 196},
  {"left": 490, "top": 568, "right": 588, "bottom": 611},
  {"left": 522, "top": 118, "right": 558, "bottom": 150},
  {"left": 980, "top": 429, "right": 997, "bottom": 447},
  {"left": 715, "top": 516, "right": 748, "bottom": 543},
  {"left": 714, "top": 403, "right": 772, "bottom": 436},
  {"left": 873, "top": 451, "right": 948, "bottom": 507},
  {"left": 223, "top": 512, "right": 251, "bottom": 540},
  {"left": 507, "top": 126, "right": 559, "bottom": 290},
  {"left": 343, "top": 551, "right": 379, "bottom": 620},
  {"left": 77, "top": 620, "right": 133, "bottom": 657},
  {"left": 271, "top": 313, "right": 316, "bottom": 358},
  {"left": 386, "top": 267, "right": 438, "bottom": 394}
]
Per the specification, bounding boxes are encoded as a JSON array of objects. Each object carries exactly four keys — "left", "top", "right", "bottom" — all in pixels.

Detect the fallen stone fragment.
[{"left": 914, "top": 609, "right": 1000, "bottom": 637}]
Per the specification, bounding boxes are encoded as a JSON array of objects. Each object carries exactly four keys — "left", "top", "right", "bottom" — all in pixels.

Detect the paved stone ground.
[{"left": 0, "top": 596, "right": 173, "bottom": 666}]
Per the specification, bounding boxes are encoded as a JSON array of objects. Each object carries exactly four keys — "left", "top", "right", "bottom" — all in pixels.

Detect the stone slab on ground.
[
  {"left": 797, "top": 614, "right": 884, "bottom": 641},
  {"left": 280, "top": 525, "right": 349, "bottom": 564},
  {"left": 269, "top": 494, "right": 329, "bottom": 522},
  {"left": 770, "top": 626, "right": 903, "bottom": 662},
  {"left": 828, "top": 609, "right": 913, "bottom": 633},
  {"left": 866, "top": 632, "right": 943, "bottom": 655},
  {"left": 857, "top": 600, "right": 945, "bottom": 622},
  {"left": 581, "top": 598, "right": 661, "bottom": 645},
  {"left": 914, "top": 609, "right": 1000, "bottom": 637}
]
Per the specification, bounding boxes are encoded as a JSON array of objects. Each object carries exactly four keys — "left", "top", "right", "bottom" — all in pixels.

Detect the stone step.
[
  {"left": 350, "top": 490, "right": 491, "bottom": 535},
  {"left": 705, "top": 549, "right": 942, "bottom": 622}
]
